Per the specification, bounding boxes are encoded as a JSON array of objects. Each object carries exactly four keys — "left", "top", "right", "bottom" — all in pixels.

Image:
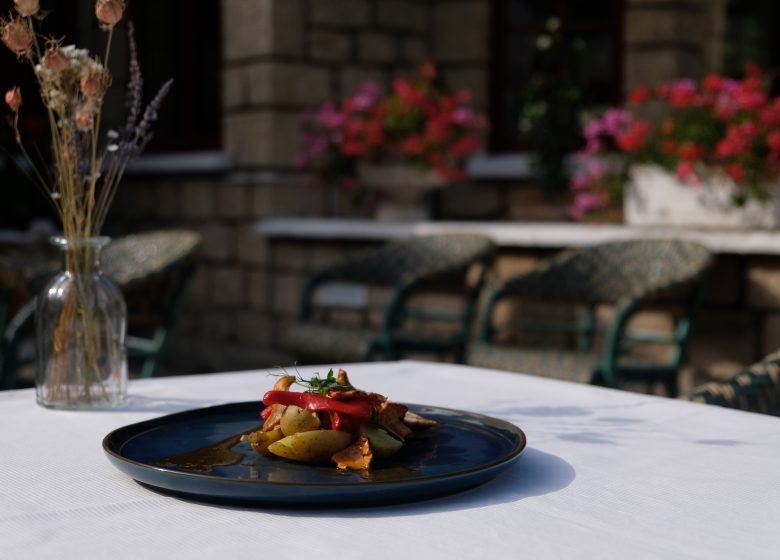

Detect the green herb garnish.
[{"left": 295, "top": 368, "right": 354, "bottom": 395}]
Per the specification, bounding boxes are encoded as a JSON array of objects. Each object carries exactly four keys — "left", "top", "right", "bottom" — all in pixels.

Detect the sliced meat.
[
  {"left": 403, "top": 410, "right": 440, "bottom": 429},
  {"left": 332, "top": 435, "right": 373, "bottom": 470}
]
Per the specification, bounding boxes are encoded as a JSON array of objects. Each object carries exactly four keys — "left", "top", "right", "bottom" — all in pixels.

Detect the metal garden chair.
[
  {"left": 468, "top": 239, "right": 712, "bottom": 396},
  {"left": 687, "top": 350, "right": 780, "bottom": 416},
  {"left": 0, "top": 230, "right": 201, "bottom": 389},
  {"left": 282, "top": 234, "right": 496, "bottom": 365}
]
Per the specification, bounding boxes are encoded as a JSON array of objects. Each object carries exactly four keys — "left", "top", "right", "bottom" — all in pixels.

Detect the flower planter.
[
  {"left": 357, "top": 162, "right": 448, "bottom": 221},
  {"left": 625, "top": 164, "right": 780, "bottom": 229}
]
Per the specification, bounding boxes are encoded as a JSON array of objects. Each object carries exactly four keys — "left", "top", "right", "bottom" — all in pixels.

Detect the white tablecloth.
[{"left": 1, "top": 361, "right": 778, "bottom": 559}]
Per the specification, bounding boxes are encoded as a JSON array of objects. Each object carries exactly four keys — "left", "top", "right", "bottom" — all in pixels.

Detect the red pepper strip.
[
  {"left": 319, "top": 411, "right": 332, "bottom": 429},
  {"left": 260, "top": 406, "right": 273, "bottom": 420},
  {"left": 262, "top": 391, "right": 372, "bottom": 418},
  {"left": 331, "top": 411, "right": 361, "bottom": 432}
]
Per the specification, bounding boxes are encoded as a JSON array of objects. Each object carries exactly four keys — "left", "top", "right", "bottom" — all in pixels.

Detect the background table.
[{"left": 1, "top": 361, "right": 778, "bottom": 559}]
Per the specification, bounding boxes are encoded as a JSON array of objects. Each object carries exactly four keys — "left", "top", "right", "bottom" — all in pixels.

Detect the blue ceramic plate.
[{"left": 103, "top": 402, "right": 526, "bottom": 507}]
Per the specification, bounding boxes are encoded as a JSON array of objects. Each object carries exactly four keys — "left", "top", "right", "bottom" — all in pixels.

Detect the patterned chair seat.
[
  {"left": 281, "top": 323, "right": 381, "bottom": 364},
  {"left": 687, "top": 350, "right": 780, "bottom": 416},
  {"left": 284, "top": 234, "right": 496, "bottom": 365},
  {"left": 469, "top": 239, "right": 712, "bottom": 396}
]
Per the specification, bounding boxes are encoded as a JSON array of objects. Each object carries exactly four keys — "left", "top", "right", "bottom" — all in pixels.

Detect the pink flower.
[
  {"left": 4, "top": 86, "right": 22, "bottom": 111},
  {"left": 676, "top": 162, "right": 695, "bottom": 182},
  {"left": 14, "top": 0, "right": 39, "bottom": 17},
  {"left": 569, "top": 193, "right": 608, "bottom": 220},
  {"left": 452, "top": 107, "right": 475, "bottom": 125},
  {"left": 315, "top": 103, "right": 345, "bottom": 129},
  {"left": 2, "top": 19, "right": 33, "bottom": 56},
  {"left": 95, "top": 0, "right": 125, "bottom": 28}
]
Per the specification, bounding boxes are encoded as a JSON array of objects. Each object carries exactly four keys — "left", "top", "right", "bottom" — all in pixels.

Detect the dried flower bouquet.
[{"left": 2, "top": 0, "right": 172, "bottom": 407}]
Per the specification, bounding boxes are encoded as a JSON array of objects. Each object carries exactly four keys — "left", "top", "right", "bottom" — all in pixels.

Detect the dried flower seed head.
[
  {"left": 95, "top": 0, "right": 124, "bottom": 28},
  {"left": 80, "top": 71, "right": 104, "bottom": 98},
  {"left": 5, "top": 86, "right": 22, "bottom": 111},
  {"left": 43, "top": 47, "right": 69, "bottom": 72},
  {"left": 75, "top": 109, "right": 94, "bottom": 131},
  {"left": 2, "top": 19, "right": 33, "bottom": 56},
  {"left": 14, "top": 0, "right": 40, "bottom": 17}
]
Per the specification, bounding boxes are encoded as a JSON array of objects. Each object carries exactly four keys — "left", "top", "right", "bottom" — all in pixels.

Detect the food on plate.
[{"left": 241, "top": 368, "right": 438, "bottom": 470}]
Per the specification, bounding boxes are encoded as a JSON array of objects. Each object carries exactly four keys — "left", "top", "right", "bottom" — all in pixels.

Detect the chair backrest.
[
  {"left": 317, "top": 234, "right": 496, "bottom": 286},
  {"left": 687, "top": 351, "right": 780, "bottom": 416},
  {"left": 498, "top": 239, "right": 712, "bottom": 304},
  {"left": 0, "top": 230, "right": 202, "bottom": 387}
]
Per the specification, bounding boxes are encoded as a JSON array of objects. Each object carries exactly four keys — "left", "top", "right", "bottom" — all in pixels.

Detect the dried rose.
[
  {"left": 80, "top": 72, "right": 104, "bottom": 98},
  {"left": 95, "top": 0, "right": 124, "bottom": 28},
  {"left": 4, "top": 87, "right": 22, "bottom": 111},
  {"left": 1, "top": 19, "right": 33, "bottom": 56},
  {"left": 75, "top": 110, "right": 94, "bottom": 131},
  {"left": 43, "top": 47, "right": 69, "bottom": 72},
  {"left": 14, "top": 0, "right": 40, "bottom": 17}
]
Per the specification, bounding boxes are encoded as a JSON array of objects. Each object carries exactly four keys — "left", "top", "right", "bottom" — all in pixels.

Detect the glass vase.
[{"left": 35, "top": 237, "right": 127, "bottom": 409}]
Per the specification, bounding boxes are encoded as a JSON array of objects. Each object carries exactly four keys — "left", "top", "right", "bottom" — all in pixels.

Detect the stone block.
[
  {"left": 186, "top": 267, "right": 210, "bottom": 303},
  {"left": 224, "top": 111, "right": 301, "bottom": 167},
  {"left": 762, "top": 313, "right": 780, "bottom": 356},
  {"left": 248, "top": 269, "right": 270, "bottom": 309},
  {"left": 433, "top": 2, "right": 488, "bottom": 62},
  {"left": 252, "top": 183, "right": 325, "bottom": 217},
  {"left": 358, "top": 32, "right": 397, "bottom": 63},
  {"left": 493, "top": 254, "right": 540, "bottom": 281},
  {"left": 222, "top": 66, "right": 250, "bottom": 109},
  {"left": 272, "top": 271, "right": 306, "bottom": 316},
  {"left": 377, "top": 1, "right": 427, "bottom": 31},
  {"left": 401, "top": 37, "right": 427, "bottom": 62},
  {"left": 237, "top": 225, "right": 270, "bottom": 266},
  {"left": 216, "top": 184, "right": 249, "bottom": 219},
  {"left": 235, "top": 310, "right": 274, "bottom": 346},
  {"left": 311, "top": 244, "right": 349, "bottom": 269},
  {"left": 442, "top": 67, "right": 487, "bottom": 112},
  {"left": 156, "top": 182, "right": 182, "bottom": 220},
  {"left": 199, "top": 224, "right": 235, "bottom": 262},
  {"left": 439, "top": 181, "right": 500, "bottom": 219},
  {"left": 223, "top": 0, "right": 302, "bottom": 60},
  {"left": 181, "top": 182, "right": 215, "bottom": 219},
  {"left": 747, "top": 259, "right": 780, "bottom": 310},
  {"left": 702, "top": 255, "right": 740, "bottom": 306},
  {"left": 212, "top": 265, "right": 246, "bottom": 306},
  {"left": 200, "top": 310, "right": 235, "bottom": 340},
  {"left": 687, "top": 310, "right": 756, "bottom": 380},
  {"left": 310, "top": 0, "right": 370, "bottom": 27},
  {"left": 624, "top": 49, "right": 705, "bottom": 91},
  {"left": 624, "top": 6, "right": 708, "bottom": 46},
  {"left": 272, "top": 241, "right": 312, "bottom": 273},
  {"left": 340, "top": 66, "right": 386, "bottom": 97},
  {"left": 248, "top": 63, "right": 333, "bottom": 106},
  {"left": 310, "top": 30, "right": 352, "bottom": 61}
]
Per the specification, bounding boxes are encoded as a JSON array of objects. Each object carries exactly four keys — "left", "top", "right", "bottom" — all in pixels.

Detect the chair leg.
[{"left": 664, "top": 377, "right": 678, "bottom": 398}]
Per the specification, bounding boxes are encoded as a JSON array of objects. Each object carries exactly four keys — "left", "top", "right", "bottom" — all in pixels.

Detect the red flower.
[
  {"left": 616, "top": 121, "right": 650, "bottom": 152},
  {"left": 401, "top": 135, "right": 424, "bottom": 155},
  {"left": 725, "top": 162, "right": 746, "bottom": 183},
  {"left": 628, "top": 86, "right": 651, "bottom": 105},
  {"left": 661, "top": 140, "right": 676, "bottom": 155},
  {"left": 677, "top": 142, "right": 704, "bottom": 162},
  {"left": 768, "top": 130, "right": 780, "bottom": 152},
  {"left": 450, "top": 135, "right": 481, "bottom": 158},
  {"left": 661, "top": 119, "right": 675, "bottom": 135},
  {"left": 702, "top": 74, "right": 726, "bottom": 92},
  {"left": 677, "top": 162, "right": 695, "bottom": 182}
]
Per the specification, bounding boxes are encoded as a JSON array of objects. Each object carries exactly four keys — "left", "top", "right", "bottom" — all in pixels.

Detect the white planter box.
[
  {"left": 625, "top": 164, "right": 780, "bottom": 229},
  {"left": 358, "top": 162, "right": 447, "bottom": 221}
]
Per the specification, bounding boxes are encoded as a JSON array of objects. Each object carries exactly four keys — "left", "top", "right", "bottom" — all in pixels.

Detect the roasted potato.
[
  {"left": 267, "top": 430, "right": 354, "bottom": 463},
  {"left": 240, "top": 426, "right": 283, "bottom": 454},
  {"left": 280, "top": 405, "right": 321, "bottom": 436}
]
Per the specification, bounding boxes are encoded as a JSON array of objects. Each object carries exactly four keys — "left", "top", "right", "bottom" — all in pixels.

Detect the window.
[
  {"left": 489, "top": 0, "right": 625, "bottom": 153},
  {"left": 0, "top": 0, "right": 221, "bottom": 153}
]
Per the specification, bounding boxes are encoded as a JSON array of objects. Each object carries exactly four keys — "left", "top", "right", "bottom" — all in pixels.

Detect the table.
[{"left": 1, "top": 361, "right": 778, "bottom": 559}]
